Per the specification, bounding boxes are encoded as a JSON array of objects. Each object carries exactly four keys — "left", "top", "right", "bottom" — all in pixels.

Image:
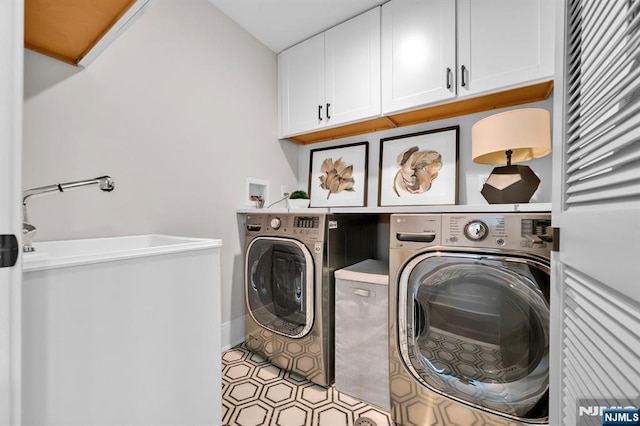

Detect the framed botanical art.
[
  {"left": 309, "top": 142, "right": 369, "bottom": 207},
  {"left": 379, "top": 126, "right": 459, "bottom": 206}
]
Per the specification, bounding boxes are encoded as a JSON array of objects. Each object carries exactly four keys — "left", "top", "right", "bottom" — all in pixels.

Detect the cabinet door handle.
[
  {"left": 446, "top": 68, "right": 452, "bottom": 89},
  {"left": 318, "top": 105, "right": 323, "bottom": 121},
  {"left": 461, "top": 65, "right": 467, "bottom": 88},
  {"left": 326, "top": 103, "right": 331, "bottom": 119}
]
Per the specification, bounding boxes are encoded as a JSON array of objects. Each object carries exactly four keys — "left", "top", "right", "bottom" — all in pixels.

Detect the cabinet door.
[
  {"left": 324, "top": 7, "right": 381, "bottom": 127},
  {"left": 457, "top": 0, "right": 554, "bottom": 97},
  {"left": 278, "top": 33, "right": 325, "bottom": 137},
  {"left": 381, "top": 0, "right": 456, "bottom": 114}
]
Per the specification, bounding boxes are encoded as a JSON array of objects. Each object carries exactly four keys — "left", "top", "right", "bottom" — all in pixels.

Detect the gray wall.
[{"left": 22, "top": 0, "right": 299, "bottom": 334}]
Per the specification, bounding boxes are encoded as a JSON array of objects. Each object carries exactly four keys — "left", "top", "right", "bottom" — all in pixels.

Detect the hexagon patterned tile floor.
[{"left": 222, "top": 345, "right": 395, "bottom": 426}]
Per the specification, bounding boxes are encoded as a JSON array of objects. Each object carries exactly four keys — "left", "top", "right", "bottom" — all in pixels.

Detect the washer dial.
[
  {"left": 270, "top": 217, "right": 282, "bottom": 230},
  {"left": 464, "top": 220, "right": 488, "bottom": 241}
]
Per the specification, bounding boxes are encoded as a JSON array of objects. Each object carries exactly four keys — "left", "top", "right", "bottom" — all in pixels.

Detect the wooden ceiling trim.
[{"left": 24, "top": 0, "right": 138, "bottom": 66}]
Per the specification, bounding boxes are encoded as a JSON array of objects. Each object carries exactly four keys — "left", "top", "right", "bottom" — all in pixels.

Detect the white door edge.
[{"left": 0, "top": 0, "right": 24, "bottom": 424}]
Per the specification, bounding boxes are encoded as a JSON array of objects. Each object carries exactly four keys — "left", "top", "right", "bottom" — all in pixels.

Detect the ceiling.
[{"left": 207, "top": 0, "right": 387, "bottom": 53}]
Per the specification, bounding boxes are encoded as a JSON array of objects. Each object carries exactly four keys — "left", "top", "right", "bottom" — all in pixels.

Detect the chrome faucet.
[{"left": 22, "top": 176, "right": 115, "bottom": 252}]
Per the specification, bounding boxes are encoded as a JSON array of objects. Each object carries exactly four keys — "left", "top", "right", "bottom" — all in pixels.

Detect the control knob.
[
  {"left": 270, "top": 217, "right": 282, "bottom": 230},
  {"left": 464, "top": 220, "right": 488, "bottom": 241}
]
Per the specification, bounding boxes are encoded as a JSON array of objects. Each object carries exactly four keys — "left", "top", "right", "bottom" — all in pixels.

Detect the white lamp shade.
[{"left": 472, "top": 108, "right": 551, "bottom": 165}]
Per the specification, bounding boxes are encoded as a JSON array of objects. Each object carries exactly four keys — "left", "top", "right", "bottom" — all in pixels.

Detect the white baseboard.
[{"left": 221, "top": 316, "right": 245, "bottom": 352}]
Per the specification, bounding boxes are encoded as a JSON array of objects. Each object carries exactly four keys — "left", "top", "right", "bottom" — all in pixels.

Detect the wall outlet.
[{"left": 280, "top": 185, "right": 288, "bottom": 198}]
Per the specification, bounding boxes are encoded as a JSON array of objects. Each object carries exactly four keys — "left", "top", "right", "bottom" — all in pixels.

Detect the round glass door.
[
  {"left": 246, "top": 237, "right": 314, "bottom": 338},
  {"left": 398, "top": 253, "right": 550, "bottom": 421}
]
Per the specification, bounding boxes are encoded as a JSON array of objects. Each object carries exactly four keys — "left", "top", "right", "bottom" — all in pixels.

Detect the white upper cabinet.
[
  {"left": 381, "top": 0, "right": 554, "bottom": 115},
  {"left": 325, "top": 7, "right": 381, "bottom": 128},
  {"left": 278, "top": 33, "right": 325, "bottom": 137},
  {"left": 457, "top": 0, "right": 554, "bottom": 97},
  {"left": 279, "top": 7, "right": 381, "bottom": 137},
  {"left": 381, "top": 0, "right": 456, "bottom": 114}
]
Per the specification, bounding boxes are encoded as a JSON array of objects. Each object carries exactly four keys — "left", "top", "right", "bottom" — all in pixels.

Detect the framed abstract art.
[
  {"left": 309, "top": 142, "right": 369, "bottom": 207},
  {"left": 379, "top": 126, "right": 459, "bottom": 206}
]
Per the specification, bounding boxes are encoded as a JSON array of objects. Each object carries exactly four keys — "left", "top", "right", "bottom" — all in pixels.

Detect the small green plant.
[{"left": 289, "top": 190, "right": 309, "bottom": 200}]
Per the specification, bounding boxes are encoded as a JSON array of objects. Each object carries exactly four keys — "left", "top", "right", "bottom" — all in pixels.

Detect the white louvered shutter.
[{"left": 551, "top": 0, "right": 640, "bottom": 425}]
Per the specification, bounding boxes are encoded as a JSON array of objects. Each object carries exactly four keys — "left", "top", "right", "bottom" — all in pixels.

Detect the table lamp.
[{"left": 472, "top": 108, "right": 551, "bottom": 204}]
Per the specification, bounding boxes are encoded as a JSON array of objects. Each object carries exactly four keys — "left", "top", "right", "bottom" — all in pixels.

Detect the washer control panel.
[
  {"left": 245, "top": 214, "right": 325, "bottom": 241},
  {"left": 442, "top": 213, "right": 551, "bottom": 254}
]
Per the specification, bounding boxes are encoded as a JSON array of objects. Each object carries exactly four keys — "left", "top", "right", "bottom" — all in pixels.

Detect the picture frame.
[
  {"left": 378, "top": 126, "right": 459, "bottom": 206},
  {"left": 309, "top": 142, "right": 369, "bottom": 208}
]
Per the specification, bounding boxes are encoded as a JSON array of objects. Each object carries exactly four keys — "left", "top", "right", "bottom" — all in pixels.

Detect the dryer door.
[
  {"left": 398, "top": 252, "right": 550, "bottom": 421},
  {"left": 246, "top": 237, "right": 314, "bottom": 338}
]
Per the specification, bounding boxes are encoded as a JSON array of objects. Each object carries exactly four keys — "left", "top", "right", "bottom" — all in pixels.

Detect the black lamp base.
[{"left": 481, "top": 164, "right": 540, "bottom": 204}]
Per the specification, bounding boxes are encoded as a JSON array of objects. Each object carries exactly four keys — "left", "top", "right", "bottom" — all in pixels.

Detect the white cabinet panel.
[
  {"left": 279, "top": 7, "right": 381, "bottom": 137},
  {"left": 325, "top": 7, "right": 381, "bottom": 126},
  {"left": 382, "top": 0, "right": 554, "bottom": 114},
  {"left": 382, "top": 0, "right": 456, "bottom": 114},
  {"left": 457, "top": 0, "right": 554, "bottom": 97},
  {"left": 278, "top": 33, "right": 325, "bottom": 137}
]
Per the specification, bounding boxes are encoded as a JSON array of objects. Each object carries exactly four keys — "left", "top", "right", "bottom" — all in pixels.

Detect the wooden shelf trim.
[
  {"left": 288, "top": 116, "right": 396, "bottom": 145},
  {"left": 287, "top": 80, "right": 554, "bottom": 145}
]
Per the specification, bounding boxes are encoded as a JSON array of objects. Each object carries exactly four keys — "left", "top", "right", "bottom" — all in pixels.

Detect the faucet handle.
[{"left": 22, "top": 221, "right": 37, "bottom": 252}]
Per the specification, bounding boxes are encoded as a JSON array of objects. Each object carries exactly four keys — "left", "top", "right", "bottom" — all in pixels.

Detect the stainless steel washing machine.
[
  {"left": 244, "top": 213, "right": 377, "bottom": 386},
  {"left": 389, "top": 213, "right": 552, "bottom": 425}
]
